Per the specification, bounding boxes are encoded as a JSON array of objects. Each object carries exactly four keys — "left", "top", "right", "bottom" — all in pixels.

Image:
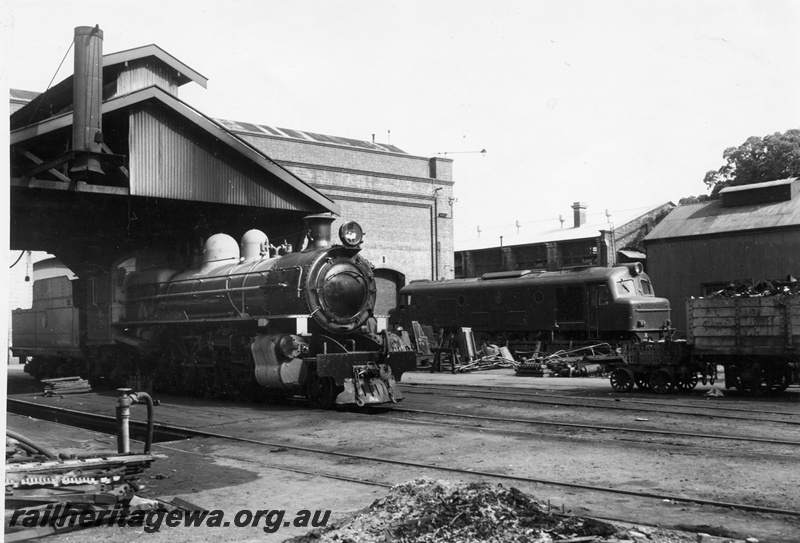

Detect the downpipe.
[{"left": 116, "top": 388, "right": 155, "bottom": 454}]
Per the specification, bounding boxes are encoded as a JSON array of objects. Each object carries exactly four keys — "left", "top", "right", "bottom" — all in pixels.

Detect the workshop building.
[
  {"left": 644, "top": 177, "right": 800, "bottom": 336},
  {"left": 454, "top": 201, "right": 675, "bottom": 278}
]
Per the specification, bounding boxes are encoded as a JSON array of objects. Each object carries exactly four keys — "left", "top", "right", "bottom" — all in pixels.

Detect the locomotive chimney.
[
  {"left": 572, "top": 202, "right": 587, "bottom": 228},
  {"left": 71, "top": 25, "right": 105, "bottom": 178},
  {"left": 304, "top": 214, "right": 336, "bottom": 250}
]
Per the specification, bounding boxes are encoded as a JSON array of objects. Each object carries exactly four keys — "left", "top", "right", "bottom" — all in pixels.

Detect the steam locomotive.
[{"left": 12, "top": 216, "right": 416, "bottom": 408}]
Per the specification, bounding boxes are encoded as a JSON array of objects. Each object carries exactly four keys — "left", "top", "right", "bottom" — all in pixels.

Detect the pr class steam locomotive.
[{"left": 12, "top": 215, "right": 417, "bottom": 408}]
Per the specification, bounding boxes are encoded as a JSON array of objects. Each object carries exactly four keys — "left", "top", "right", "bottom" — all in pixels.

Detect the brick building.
[{"left": 455, "top": 201, "right": 674, "bottom": 278}]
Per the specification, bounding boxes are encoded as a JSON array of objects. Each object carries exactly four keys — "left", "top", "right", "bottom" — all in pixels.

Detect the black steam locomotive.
[
  {"left": 12, "top": 216, "right": 416, "bottom": 408},
  {"left": 397, "top": 263, "right": 672, "bottom": 348}
]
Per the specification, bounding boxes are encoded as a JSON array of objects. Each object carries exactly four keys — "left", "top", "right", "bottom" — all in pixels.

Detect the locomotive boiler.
[{"left": 13, "top": 215, "right": 416, "bottom": 408}]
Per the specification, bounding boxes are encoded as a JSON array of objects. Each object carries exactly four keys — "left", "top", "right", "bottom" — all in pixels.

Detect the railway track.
[
  {"left": 387, "top": 405, "right": 800, "bottom": 448},
  {"left": 8, "top": 398, "right": 800, "bottom": 524},
  {"left": 403, "top": 383, "right": 800, "bottom": 425}
]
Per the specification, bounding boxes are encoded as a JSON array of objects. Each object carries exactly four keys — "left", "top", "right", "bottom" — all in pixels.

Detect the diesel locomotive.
[
  {"left": 397, "top": 263, "right": 672, "bottom": 348},
  {"left": 12, "top": 215, "right": 416, "bottom": 408}
]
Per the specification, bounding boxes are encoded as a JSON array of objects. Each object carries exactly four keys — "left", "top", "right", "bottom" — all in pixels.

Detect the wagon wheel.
[
  {"left": 735, "top": 361, "right": 768, "bottom": 396},
  {"left": 649, "top": 369, "right": 674, "bottom": 394},
  {"left": 634, "top": 372, "right": 650, "bottom": 390},
  {"left": 610, "top": 368, "right": 634, "bottom": 393},
  {"left": 767, "top": 365, "right": 792, "bottom": 394},
  {"left": 306, "top": 374, "right": 339, "bottom": 409},
  {"left": 676, "top": 368, "right": 699, "bottom": 391}
]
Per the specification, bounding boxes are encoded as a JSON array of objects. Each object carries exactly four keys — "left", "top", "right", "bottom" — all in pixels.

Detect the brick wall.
[{"left": 233, "top": 131, "right": 455, "bottom": 282}]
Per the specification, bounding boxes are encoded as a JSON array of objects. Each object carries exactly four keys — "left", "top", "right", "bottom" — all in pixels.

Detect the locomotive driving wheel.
[
  {"left": 634, "top": 373, "right": 650, "bottom": 390},
  {"left": 610, "top": 367, "right": 634, "bottom": 393},
  {"left": 306, "top": 373, "right": 340, "bottom": 409},
  {"left": 649, "top": 368, "right": 674, "bottom": 394}
]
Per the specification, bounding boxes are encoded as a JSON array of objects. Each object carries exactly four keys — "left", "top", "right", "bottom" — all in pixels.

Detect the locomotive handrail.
[{"left": 126, "top": 284, "right": 263, "bottom": 302}]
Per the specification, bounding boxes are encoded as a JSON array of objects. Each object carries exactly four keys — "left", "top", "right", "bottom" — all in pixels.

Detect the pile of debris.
[
  {"left": 516, "top": 344, "right": 616, "bottom": 378},
  {"left": 287, "top": 478, "right": 618, "bottom": 543},
  {"left": 706, "top": 275, "right": 799, "bottom": 298},
  {"left": 4, "top": 431, "right": 199, "bottom": 541},
  {"left": 41, "top": 376, "right": 92, "bottom": 396}
]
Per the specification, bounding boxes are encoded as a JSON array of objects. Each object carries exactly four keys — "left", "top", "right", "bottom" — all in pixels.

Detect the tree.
[{"left": 703, "top": 128, "right": 800, "bottom": 195}]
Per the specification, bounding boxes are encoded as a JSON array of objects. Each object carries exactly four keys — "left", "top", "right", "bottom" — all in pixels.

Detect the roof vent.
[{"left": 720, "top": 178, "right": 798, "bottom": 207}]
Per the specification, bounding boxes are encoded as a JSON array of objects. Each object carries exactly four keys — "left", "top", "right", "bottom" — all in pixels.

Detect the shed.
[{"left": 644, "top": 178, "right": 800, "bottom": 335}]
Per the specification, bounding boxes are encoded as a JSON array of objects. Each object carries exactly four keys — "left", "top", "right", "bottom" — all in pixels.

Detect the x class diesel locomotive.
[
  {"left": 398, "top": 263, "right": 672, "bottom": 348},
  {"left": 12, "top": 215, "right": 416, "bottom": 408}
]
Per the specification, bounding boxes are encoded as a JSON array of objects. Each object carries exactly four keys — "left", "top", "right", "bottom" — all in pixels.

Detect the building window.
[
  {"left": 514, "top": 245, "right": 547, "bottom": 270},
  {"left": 454, "top": 253, "right": 464, "bottom": 278},
  {"left": 561, "top": 240, "right": 598, "bottom": 267},
  {"left": 473, "top": 249, "right": 503, "bottom": 277}
]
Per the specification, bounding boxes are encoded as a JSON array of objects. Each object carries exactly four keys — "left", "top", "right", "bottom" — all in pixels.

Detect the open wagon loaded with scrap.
[{"left": 609, "top": 277, "right": 800, "bottom": 395}]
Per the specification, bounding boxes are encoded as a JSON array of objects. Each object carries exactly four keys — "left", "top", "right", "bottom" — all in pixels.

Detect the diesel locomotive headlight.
[{"left": 339, "top": 221, "right": 364, "bottom": 247}]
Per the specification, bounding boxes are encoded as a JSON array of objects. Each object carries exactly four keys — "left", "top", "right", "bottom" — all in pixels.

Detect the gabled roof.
[
  {"left": 10, "top": 44, "right": 206, "bottom": 130},
  {"left": 11, "top": 85, "right": 339, "bottom": 214},
  {"left": 103, "top": 44, "right": 207, "bottom": 88},
  {"left": 456, "top": 202, "right": 673, "bottom": 252},
  {"left": 645, "top": 178, "right": 800, "bottom": 241}
]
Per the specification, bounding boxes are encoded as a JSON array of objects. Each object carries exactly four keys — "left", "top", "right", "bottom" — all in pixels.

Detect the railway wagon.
[
  {"left": 11, "top": 215, "right": 416, "bottom": 408},
  {"left": 686, "top": 294, "right": 800, "bottom": 393},
  {"left": 397, "top": 263, "right": 672, "bottom": 357}
]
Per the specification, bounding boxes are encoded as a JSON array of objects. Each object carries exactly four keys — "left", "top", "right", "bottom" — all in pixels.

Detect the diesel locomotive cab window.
[
  {"left": 556, "top": 287, "right": 584, "bottom": 321},
  {"left": 640, "top": 279, "right": 653, "bottom": 296},
  {"left": 616, "top": 279, "right": 636, "bottom": 296}
]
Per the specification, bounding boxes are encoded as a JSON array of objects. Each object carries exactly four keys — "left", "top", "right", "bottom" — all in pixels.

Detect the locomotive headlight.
[{"left": 339, "top": 221, "right": 364, "bottom": 247}]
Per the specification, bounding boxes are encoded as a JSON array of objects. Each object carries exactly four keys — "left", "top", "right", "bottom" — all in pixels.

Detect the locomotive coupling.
[{"left": 338, "top": 363, "right": 403, "bottom": 407}]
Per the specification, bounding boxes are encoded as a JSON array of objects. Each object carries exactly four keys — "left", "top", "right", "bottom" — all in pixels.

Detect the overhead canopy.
[{"left": 10, "top": 38, "right": 339, "bottom": 275}]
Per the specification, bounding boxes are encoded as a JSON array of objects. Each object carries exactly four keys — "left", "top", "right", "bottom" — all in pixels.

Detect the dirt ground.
[{"left": 5, "top": 365, "right": 799, "bottom": 542}]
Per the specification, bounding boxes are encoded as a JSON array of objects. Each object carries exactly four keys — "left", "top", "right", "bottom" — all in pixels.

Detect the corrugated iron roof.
[
  {"left": 10, "top": 46, "right": 206, "bottom": 130},
  {"left": 457, "top": 202, "right": 674, "bottom": 252},
  {"left": 215, "top": 118, "right": 408, "bottom": 154},
  {"left": 645, "top": 179, "right": 800, "bottom": 241},
  {"left": 10, "top": 85, "right": 340, "bottom": 215}
]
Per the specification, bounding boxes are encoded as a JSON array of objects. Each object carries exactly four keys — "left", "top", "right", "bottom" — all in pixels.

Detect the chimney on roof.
[
  {"left": 572, "top": 202, "right": 587, "bottom": 228},
  {"left": 71, "top": 25, "right": 104, "bottom": 178}
]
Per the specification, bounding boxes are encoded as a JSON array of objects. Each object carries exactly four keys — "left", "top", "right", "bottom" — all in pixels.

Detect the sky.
[{"left": 3, "top": 0, "right": 799, "bottom": 247}]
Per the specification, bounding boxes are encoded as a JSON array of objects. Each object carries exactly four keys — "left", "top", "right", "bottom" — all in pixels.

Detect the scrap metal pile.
[
  {"left": 705, "top": 275, "right": 799, "bottom": 298},
  {"left": 287, "top": 478, "right": 619, "bottom": 543},
  {"left": 516, "top": 344, "right": 615, "bottom": 378},
  {"left": 4, "top": 431, "right": 197, "bottom": 541}
]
